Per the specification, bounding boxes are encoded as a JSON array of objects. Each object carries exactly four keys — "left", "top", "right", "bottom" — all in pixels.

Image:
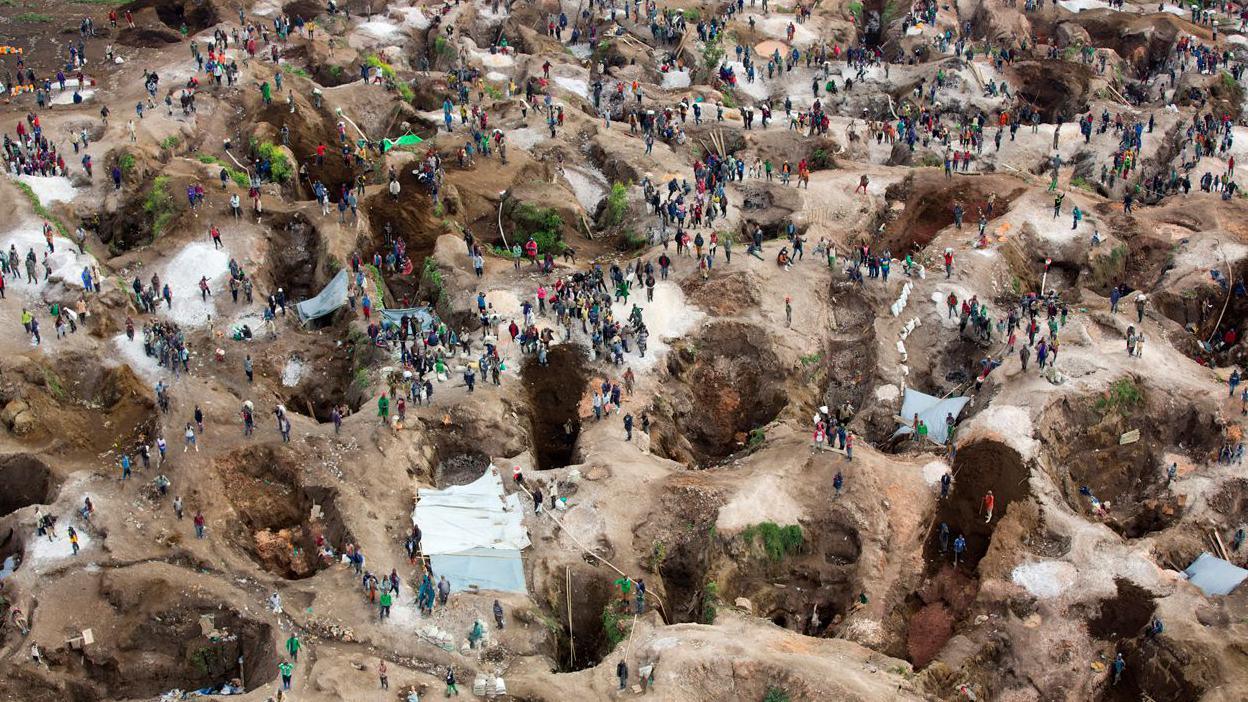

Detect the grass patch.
[
  {"left": 197, "top": 155, "right": 249, "bottom": 187},
  {"left": 720, "top": 92, "right": 737, "bottom": 109},
  {"left": 700, "top": 580, "right": 719, "bottom": 624},
  {"left": 364, "top": 54, "right": 397, "bottom": 81},
  {"left": 740, "top": 522, "right": 804, "bottom": 562},
  {"left": 143, "top": 176, "right": 176, "bottom": 238},
  {"left": 16, "top": 12, "right": 53, "bottom": 22},
  {"left": 160, "top": 135, "right": 180, "bottom": 150},
  {"left": 601, "top": 605, "right": 630, "bottom": 650},
  {"left": 118, "top": 152, "right": 137, "bottom": 175},
  {"left": 13, "top": 181, "right": 69, "bottom": 238},
  {"left": 604, "top": 181, "right": 629, "bottom": 227},
  {"left": 1088, "top": 244, "right": 1127, "bottom": 291},
  {"left": 683, "top": 8, "right": 701, "bottom": 20},
  {"left": 1096, "top": 377, "right": 1143, "bottom": 414},
  {"left": 811, "top": 147, "right": 836, "bottom": 170},
  {"left": 287, "top": 66, "right": 310, "bottom": 78},
  {"left": 702, "top": 33, "right": 725, "bottom": 71},
  {"left": 1070, "top": 175, "right": 1094, "bottom": 191},
  {"left": 353, "top": 367, "right": 370, "bottom": 391},
  {"left": 621, "top": 229, "right": 648, "bottom": 250},
  {"left": 40, "top": 366, "right": 66, "bottom": 400},
  {"left": 365, "top": 264, "right": 387, "bottom": 310},
  {"left": 512, "top": 203, "right": 566, "bottom": 253},
  {"left": 747, "top": 427, "right": 766, "bottom": 449},
  {"left": 434, "top": 35, "right": 456, "bottom": 59},
  {"left": 396, "top": 82, "right": 414, "bottom": 102}
]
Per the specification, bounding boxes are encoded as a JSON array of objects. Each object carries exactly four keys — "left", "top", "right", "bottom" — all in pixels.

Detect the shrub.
[
  {"left": 160, "top": 135, "right": 180, "bottom": 150},
  {"left": 702, "top": 36, "right": 725, "bottom": 71},
  {"left": 434, "top": 35, "right": 456, "bottom": 59},
  {"left": 16, "top": 12, "right": 53, "bottom": 22},
  {"left": 253, "top": 140, "right": 292, "bottom": 183},
  {"left": 1096, "top": 377, "right": 1143, "bottom": 414},
  {"left": 364, "top": 54, "right": 397, "bottom": 81},
  {"left": 118, "top": 152, "right": 137, "bottom": 174},
  {"left": 396, "top": 82, "right": 415, "bottom": 102},
  {"left": 811, "top": 147, "right": 836, "bottom": 170},
  {"left": 143, "top": 176, "right": 176, "bottom": 238},
  {"left": 763, "top": 687, "right": 792, "bottom": 702},
  {"left": 700, "top": 580, "right": 719, "bottom": 624},
  {"left": 602, "top": 605, "right": 630, "bottom": 650},
  {"left": 605, "top": 182, "right": 629, "bottom": 226},
  {"left": 512, "top": 203, "right": 566, "bottom": 253},
  {"left": 740, "top": 522, "right": 804, "bottom": 562},
  {"left": 747, "top": 427, "right": 766, "bottom": 448}
]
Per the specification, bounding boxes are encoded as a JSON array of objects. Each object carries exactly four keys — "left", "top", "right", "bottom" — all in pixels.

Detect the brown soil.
[
  {"left": 877, "top": 172, "right": 1024, "bottom": 255},
  {"left": 75, "top": 575, "right": 278, "bottom": 699},
  {"left": 927, "top": 441, "right": 1031, "bottom": 570},
  {"left": 215, "top": 445, "right": 353, "bottom": 578},
  {"left": 282, "top": 325, "right": 369, "bottom": 421},
  {"left": 254, "top": 97, "right": 361, "bottom": 196},
  {"left": 1067, "top": 12, "right": 1191, "bottom": 80},
  {"left": 267, "top": 211, "right": 326, "bottom": 301},
  {"left": 523, "top": 343, "right": 591, "bottom": 470},
  {"left": 1102, "top": 636, "right": 1208, "bottom": 702},
  {"left": 1038, "top": 388, "right": 1219, "bottom": 537},
  {"left": 1013, "top": 60, "right": 1093, "bottom": 122},
  {"left": 904, "top": 564, "right": 981, "bottom": 667},
  {"left": 1087, "top": 578, "right": 1155, "bottom": 640},
  {"left": 0, "top": 454, "right": 60, "bottom": 517},
  {"left": 822, "top": 286, "right": 879, "bottom": 435},
  {"left": 14, "top": 363, "right": 156, "bottom": 457},
  {"left": 116, "top": 26, "right": 184, "bottom": 48},
  {"left": 362, "top": 169, "right": 448, "bottom": 306},
  {"left": 649, "top": 322, "right": 787, "bottom": 466},
  {"left": 123, "top": 0, "right": 221, "bottom": 33}
]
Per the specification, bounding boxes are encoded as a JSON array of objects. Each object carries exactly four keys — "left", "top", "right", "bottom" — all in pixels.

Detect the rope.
[{"left": 1204, "top": 240, "right": 1234, "bottom": 347}]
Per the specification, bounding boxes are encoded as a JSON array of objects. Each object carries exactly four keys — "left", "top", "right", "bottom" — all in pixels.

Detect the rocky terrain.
[{"left": 1, "top": 0, "right": 1248, "bottom": 700}]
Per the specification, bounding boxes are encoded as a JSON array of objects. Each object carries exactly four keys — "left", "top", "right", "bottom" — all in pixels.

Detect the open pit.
[
  {"left": 877, "top": 173, "right": 1024, "bottom": 256},
  {"left": 0, "top": 454, "right": 59, "bottom": 517},
  {"left": 1038, "top": 384, "right": 1220, "bottom": 537},
  {"left": 267, "top": 212, "right": 325, "bottom": 302},
  {"left": 282, "top": 330, "right": 369, "bottom": 421},
  {"left": 215, "top": 446, "right": 352, "bottom": 579},
  {"left": 1013, "top": 60, "right": 1093, "bottom": 122},
  {"left": 649, "top": 322, "right": 787, "bottom": 467},
  {"left": 72, "top": 575, "right": 277, "bottom": 699},
  {"left": 522, "top": 344, "right": 591, "bottom": 470},
  {"left": 11, "top": 363, "right": 156, "bottom": 456}
]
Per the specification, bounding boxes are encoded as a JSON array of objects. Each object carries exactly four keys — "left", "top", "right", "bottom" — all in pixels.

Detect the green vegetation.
[
  {"left": 747, "top": 427, "right": 766, "bottom": 449},
  {"left": 159, "top": 135, "right": 181, "bottom": 150},
  {"left": 330, "top": 65, "right": 344, "bottom": 78},
  {"left": 763, "top": 687, "right": 792, "bottom": 702},
  {"left": 40, "top": 365, "right": 65, "bottom": 400},
  {"left": 434, "top": 35, "right": 456, "bottom": 59},
  {"left": 682, "top": 8, "right": 701, "bottom": 20},
  {"left": 13, "top": 181, "right": 69, "bottom": 238},
  {"left": 251, "top": 140, "right": 292, "bottom": 183},
  {"left": 366, "top": 264, "right": 387, "bottom": 309},
  {"left": 811, "top": 147, "right": 835, "bottom": 170},
  {"left": 700, "top": 580, "right": 720, "bottom": 624},
  {"left": 16, "top": 12, "right": 54, "bottom": 22},
  {"left": 118, "top": 152, "right": 137, "bottom": 175},
  {"left": 196, "top": 154, "right": 249, "bottom": 187},
  {"left": 621, "top": 229, "right": 648, "bottom": 250},
  {"left": 720, "top": 92, "right": 737, "bottom": 109},
  {"left": 364, "top": 54, "right": 397, "bottom": 81},
  {"left": 740, "top": 522, "right": 804, "bottom": 562},
  {"left": 353, "top": 367, "right": 370, "bottom": 391},
  {"left": 483, "top": 84, "right": 503, "bottom": 100},
  {"left": 1096, "top": 377, "right": 1143, "bottom": 414},
  {"left": 287, "top": 66, "right": 311, "bottom": 78},
  {"left": 1070, "top": 175, "right": 1094, "bottom": 191},
  {"left": 601, "top": 605, "right": 630, "bottom": 650},
  {"left": 512, "top": 203, "right": 566, "bottom": 253},
  {"left": 421, "top": 256, "right": 451, "bottom": 310},
  {"left": 702, "top": 34, "right": 725, "bottom": 71},
  {"left": 647, "top": 540, "right": 667, "bottom": 572},
  {"left": 1088, "top": 244, "right": 1127, "bottom": 290},
  {"left": 798, "top": 352, "right": 823, "bottom": 366},
  {"left": 848, "top": 1, "right": 863, "bottom": 21},
  {"left": 397, "top": 82, "right": 415, "bottom": 102},
  {"left": 604, "top": 182, "right": 629, "bottom": 227},
  {"left": 143, "top": 176, "right": 177, "bottom": 238}
]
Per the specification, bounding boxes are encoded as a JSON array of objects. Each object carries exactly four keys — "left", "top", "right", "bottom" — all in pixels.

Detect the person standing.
[
  {"left": 244, "top": 355, "right": 253, "bottom": 383},
  {"left": 378, "top": 661, "right": 388, "bottom": 690},
  {"left": 285, "top": 633, "right": 300, "bottom": 661},
  {"left": 493, "top": 599, "right": 505, "bottom": 629},
  {"left": 617, "top": 659, "right": 629, "bottom": 690},
  {"left": 193, "top": 510, "right": 206, "bottom": 538},
  {"left": 279, "top": 660, "right": 293, "bottom": 690},
  {"left": 1111, "top": 653, "right": 1125, "bottom": 685},
  {"left": 982, "top": 490, "right": 995, "bottom": 522},
  {"left": 445, "top": 667, "right": 459, "bottom": 696},
  {"left": 953, "top": 534, "right": 966, "bottom": 566},
  {"left": 379, "top": 588, "right": 392, "bottom": 619}
]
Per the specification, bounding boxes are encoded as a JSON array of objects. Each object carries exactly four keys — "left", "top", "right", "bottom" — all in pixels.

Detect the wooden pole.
[{"left": 566, "top": 565, "right": 576, "bottom": 668}]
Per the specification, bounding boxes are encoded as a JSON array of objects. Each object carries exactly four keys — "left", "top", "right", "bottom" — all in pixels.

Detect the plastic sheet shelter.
[
  {"left": 382, "top": 134, "right": 424, "bottom": 152},
  {"left": 1184, "top": 552, "right": 1248, "bottom": 596},
  {"left": 412, "top": 465, "right": 530, "bottom": 593},
  {"left": 892, "top": 388, "right": 971, "bottom": 446},
  {"left": 295, "top": 269, "right": 349, "bottom": 322}
]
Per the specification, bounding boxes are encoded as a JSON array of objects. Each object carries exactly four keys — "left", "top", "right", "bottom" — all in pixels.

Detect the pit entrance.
[
  {"left": 216, "top": 447, "right": 353, "bottom": 579},
  {"left": 523, "top": 344, "right": 590, "bottom": 470},
  {"left": 877, "top": 173, "right": 1023, "bottom": 255},
  {"left": 268, "top": 212, "right": 323, "bottom": 301},
  {"left": 926, "top": 441, "right": 1031, "bottom": 570},
  {"left": 0, "top": 455, "right": 59, "bottom": 517}
]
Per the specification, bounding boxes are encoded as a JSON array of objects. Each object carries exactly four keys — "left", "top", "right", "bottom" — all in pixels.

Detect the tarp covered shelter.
[
  {"left": 412, "top": 465, "right": 530, "bottom": 593},
  {"left": 379, "top": 306, "right": 435, "bottom": 328},
  {"left": 893, "top": 388, "right": 971, "bottom": 446},
  {"left": 1184, "top": 552, "right": 1248, "bottom": 596},
  {"left": 382, "top": 134, "right": 424, "bottom": 152},
  {"left": 295, "top": 269, "right": 349, "bottom": 322}
]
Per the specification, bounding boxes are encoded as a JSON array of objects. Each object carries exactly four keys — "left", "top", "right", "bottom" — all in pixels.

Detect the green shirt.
[
  {"left": 380, "top": 592, "right": 392, "bottom": 607},
  {"left": 279, "top": 662, "right": 293, "bottom": 677},
  {"left": 286, "top": 636, "right": 300, "bottom": 654}
]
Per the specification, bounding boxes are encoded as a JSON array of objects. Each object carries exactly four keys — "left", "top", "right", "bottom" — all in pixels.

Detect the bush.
[
  {"left": 253, "top": 140, "right": 292, "bottom": 183},
  {"left": 700, "top": 580, "right": 719, "bottom": 624},
  {"left": 602, "top": 605, "right": 630, "bottom": 650},
  {"left": 1096, "top": 377, "right": 1143, "bottom": 414},
  {"left": 364, "top": 54, "right": 397, "bottom": 81},
  {"left": 396, "top": 82, "right": 415, "bottom": 102},
  {"left": 118, "top": 152, "right": 137, "bottom": 175},
  {"left": 621, "top": 229, "right": 648, "bottom": 250},
  {"left": 605, "top": 182, "right": 629, "bottom": 226},
  {"left": 512, "top": 203, "right": 566, "bottom": 253},
  {"left": 811, "top": 147, "right": 836, "bottom": 170},
  {"left": 143, "top": 176, "right": 176, "bottom": 238},
  {"left": 16, "top": 12, "right": 53, "bottom": 22},
  {"left": 434, "top": 35, "right": 456, "bottom": 59},
  {"left": 763, "top": 687, "right": 792, "bottom": 702},
  {"left": 160, "top": 135, "right": 180, "bottom": 150},
  {"left": 740, "top": 522, "right": 804, "bottom": 562},
  {"left": 702, "top": 36, "right": 725, "bottom": 71}
]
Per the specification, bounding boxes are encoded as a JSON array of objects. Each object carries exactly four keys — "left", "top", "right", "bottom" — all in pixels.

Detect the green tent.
[{"left": 382, "top": 134, "right": 424, "bottom": 152}]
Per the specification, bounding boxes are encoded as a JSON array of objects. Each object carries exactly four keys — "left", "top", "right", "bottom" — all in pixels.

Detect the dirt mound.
[
  {"left": 1038, "top": 383, "right": 1219, "bottom": 537},
  {"left": 821, "top": 286, "right": 878, "bottom": 435},
  {"left": 878, "top": 172, "right": 1024, "bottom": 255},
  {"left": 1013, "top": 60, "right": 1093, "bottom": 122},
  {"left": 1154, "top": 259, "right": 1248, "bottom": 367},
  {"left": 215, "top": 446, "right": 352, "bottom": 578},
  {"left": 681, "top": 270, "right": 762, "bottom": 315},
  {"left": 650, "top": 322, "right": 787, "bottom": 466},
  {"left": 116, "top": 26, "right": 184, "bottom": 47},
  {"left": 523, "top": 344, "right": 591, "bottom": 470},
  {"left": 0, "top": 455, "right": 59, "bottom": 517}
]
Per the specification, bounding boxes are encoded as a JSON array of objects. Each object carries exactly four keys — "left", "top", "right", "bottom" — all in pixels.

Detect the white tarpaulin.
[
  {"left": 893, "top": 388, "right": 970, "bottom": 446},
  {"left": 412, "top": 465, "right": 530, "bottom": 593},
  {"left": 295, "top": 269, "right": 349, "bottom": 322},
  {"left": 1184, "top": 552, "right": 1248, "bottom": 596}
]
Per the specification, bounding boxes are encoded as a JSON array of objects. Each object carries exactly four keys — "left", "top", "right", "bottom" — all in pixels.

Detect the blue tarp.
[
  {"left": 430, "top": 548, "right": 527, "bottom": 593},
  {"left": 1184, "top": 552, "right": 1248, "bottom": 596},
  {"left": 295, "top": 269, "right": 349, "bottom": 322},
  {"left": 893, "top": 388, "right": 970, "bottom": 445}
]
